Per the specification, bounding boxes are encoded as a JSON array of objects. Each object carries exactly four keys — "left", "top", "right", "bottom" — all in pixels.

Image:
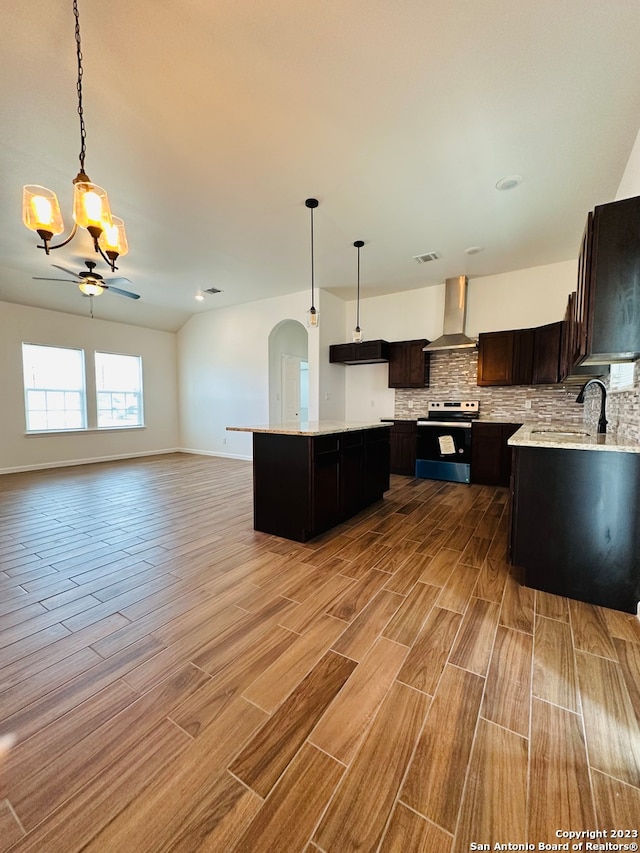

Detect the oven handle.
[{"left": 417, "top": 420, "right": 473, "bottom": 429}]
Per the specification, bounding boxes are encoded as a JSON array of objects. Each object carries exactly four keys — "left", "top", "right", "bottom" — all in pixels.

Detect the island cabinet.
[
  {"left": 510, "top": 444, "right": 640, "bottom": 613},
  {"left": 252, "top": 426, "right": 390, "bottom": 542},
  {"left": 387, "top": 340, "right": 430, "bottom": 388},
  {"left": 470, "top": 422, "right": 520, "bottom": 486}
]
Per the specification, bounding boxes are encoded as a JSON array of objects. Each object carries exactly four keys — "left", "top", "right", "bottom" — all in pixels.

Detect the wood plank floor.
[{"left": 1, "top": 452, "right": 640, "bottom": 852}]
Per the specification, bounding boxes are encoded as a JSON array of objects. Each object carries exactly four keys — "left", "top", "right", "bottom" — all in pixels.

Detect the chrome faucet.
[{"left": 576, "top": 379, "right": 608, "bottom": 434}]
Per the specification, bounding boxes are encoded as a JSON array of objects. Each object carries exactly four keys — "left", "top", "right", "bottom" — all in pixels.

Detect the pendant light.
[
  {"left": 305, "top": 198, "right": 319, "bottom": 327},
  {"left": 22, "top": 0, "right": 128, "bottom": 273},
  {"left": 352, "top": 240, "right": 364, "bottom": 343}
]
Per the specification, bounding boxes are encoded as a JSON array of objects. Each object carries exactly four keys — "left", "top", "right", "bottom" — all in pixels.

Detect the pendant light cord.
[
  {"left": 73, "top": 0, "right": 87, "bottom": 174},
  {"left": 356, "top": 243, "right": 360, "bottom": 328},
  {"left": 310, "top": 204, "right": 315, "bottom": 310}
]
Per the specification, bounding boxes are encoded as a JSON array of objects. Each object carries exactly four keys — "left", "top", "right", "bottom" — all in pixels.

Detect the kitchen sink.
[{"left": 531, "top": 428, "right": 590, "bottom": 437}]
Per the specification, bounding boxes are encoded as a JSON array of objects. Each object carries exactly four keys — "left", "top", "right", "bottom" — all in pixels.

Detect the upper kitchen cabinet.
[
  {"left": 388, "top": 339, "right": 430, "bottom": 388},
  {"left": 532, "top": 321, "right": 563, "bottom": 384},
  {"left": 329, "top": 340, "right": 390, "bottom": 365},
  {"left": 477, "top": 323, "right": 563, "bottom": 386},
  {"left": 576, "top": 195, "right": 640, "bottom": 365},
  {"left": 477, "top": 330, "right": 515, "bottom": 385}
]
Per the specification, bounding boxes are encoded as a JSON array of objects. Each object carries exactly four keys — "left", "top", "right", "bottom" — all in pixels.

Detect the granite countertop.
[
  {"left": 226, "top": 421, "right": 391, "bottom": 437},
  {"left": 508, "top": 424, "right": 640, "bottom": 454}
]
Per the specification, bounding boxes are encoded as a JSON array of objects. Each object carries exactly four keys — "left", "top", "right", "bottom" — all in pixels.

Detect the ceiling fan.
[{"left": 33, "top": 260, "right": 140, "bottom": 299}]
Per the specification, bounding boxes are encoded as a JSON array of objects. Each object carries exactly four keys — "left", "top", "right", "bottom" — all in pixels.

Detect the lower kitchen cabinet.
[
  {"left": 388, "top": 421, "right": 417, "bottom": 475},
  {"left": 252, "top": 427, "right": 390, "bottom": 542},
  {"left": 510, "top": 445, "right": 640, "bottom": 613},
  {"left": 471, "top": 422, "right": 520, "bottom": 486}
]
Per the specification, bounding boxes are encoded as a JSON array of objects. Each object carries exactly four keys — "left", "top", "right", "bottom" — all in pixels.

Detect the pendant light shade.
[
  {"left": 352, "top": 240, "right": 364, "bottom": 343},
  {"left": 22, "top": 185, "right": 65, "bottom": 239},
  {"left": 305, "top": 198, "right": 319, "bottom": 327}
]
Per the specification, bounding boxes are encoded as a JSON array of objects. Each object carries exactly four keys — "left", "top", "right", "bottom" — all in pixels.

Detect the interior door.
[{"left": 281, "top": 354, "right": 305, "bottom": 420}]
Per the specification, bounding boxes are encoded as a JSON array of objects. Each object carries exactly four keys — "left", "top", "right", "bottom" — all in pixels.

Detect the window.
[
  {"left": 22, "top": 344, "right": 86, "bottom": 431},
  {"left": 609, "top": 362, "right": 636, "bottom": 393},
  {"left": 95, "top": 352, "right": 144, "bottom": 428}
]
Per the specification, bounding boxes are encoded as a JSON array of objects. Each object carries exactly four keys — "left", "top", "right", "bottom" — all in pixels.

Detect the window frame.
[
  {"left": 22, "top": 342, "right": 87, "bottom": 433},
  {"left": 94, "top": 350, "right": 145, "bottom": 429},
  {"left": 609, "top": 362, "right": 636, "bottom": 394}
]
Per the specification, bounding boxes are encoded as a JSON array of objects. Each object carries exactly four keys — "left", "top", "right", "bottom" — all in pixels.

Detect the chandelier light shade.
[
  {"left": 305, "top": 198, "right": 319, "bottom": 328},
  {"left": 353, "top": 240, "right": 364, "bottom": 343},
  {"left": 22, "top": 186, "right": 65, "bottom": 238},
  {"left": 21, "top": 0, "right": 127, "bottom": 273}
]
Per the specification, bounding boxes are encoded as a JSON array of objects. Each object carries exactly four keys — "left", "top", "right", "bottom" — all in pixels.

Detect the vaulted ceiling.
[{"left": 2, "top": 0, "right": 640, "bottom": 331}]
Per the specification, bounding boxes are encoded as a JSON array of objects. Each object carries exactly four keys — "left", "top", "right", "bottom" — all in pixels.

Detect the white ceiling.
[{"left": 2, "top": 0, "right": 640, "bottom": 333}]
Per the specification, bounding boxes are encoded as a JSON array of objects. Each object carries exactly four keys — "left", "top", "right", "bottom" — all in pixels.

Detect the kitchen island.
[
  {"left": 226, "top": 421, "right": 391, "bottom": 542},
  {"left": 508, "top": 424, "right": 640, "bottom": 613}
]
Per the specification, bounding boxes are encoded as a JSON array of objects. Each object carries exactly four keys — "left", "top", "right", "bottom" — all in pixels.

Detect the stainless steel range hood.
[{"left": 423, "top": 276, "right": 477, "bottom": 352}]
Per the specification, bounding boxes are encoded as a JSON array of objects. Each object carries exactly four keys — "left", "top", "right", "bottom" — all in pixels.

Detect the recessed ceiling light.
[
  {"left": 465, "top": 245, "right": 484, "bottom": 255},
  {"left": 195, "top": 291, "right": 205, "bottom": 301},
  {"left": 495, "top": 175, "right": 522, "bottom": 191}
]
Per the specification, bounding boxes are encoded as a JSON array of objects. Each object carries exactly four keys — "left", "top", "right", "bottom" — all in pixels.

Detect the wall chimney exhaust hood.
[{"left": 423, "top": 276, "right": 477, "bottom": 352}]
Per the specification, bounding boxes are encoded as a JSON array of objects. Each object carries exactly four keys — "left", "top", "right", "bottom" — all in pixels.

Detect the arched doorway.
[{"left": 268, "top": 320, "right": 308, "bottom": 422}]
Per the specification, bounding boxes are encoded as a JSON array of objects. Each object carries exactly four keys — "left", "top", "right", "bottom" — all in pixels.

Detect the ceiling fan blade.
[
  {"left": 32, "top": 277, "right": 78, "bottom": 282},
  {"left": 105, "top": 277, "right": 133, "bottom": 286},
  {"left": 103, "top": 285, "right": 140, "bottom": 300},
  {"left": 51, "top": 264, "right": 81, "bottom": 278}
]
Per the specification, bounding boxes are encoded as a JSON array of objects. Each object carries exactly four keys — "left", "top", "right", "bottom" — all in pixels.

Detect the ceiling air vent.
[
  {"left": 413, "top": 251, "right": 441, "bottom": 264},
  {"left": 204, "top": 287, "right": 223, "bottom": 294}
]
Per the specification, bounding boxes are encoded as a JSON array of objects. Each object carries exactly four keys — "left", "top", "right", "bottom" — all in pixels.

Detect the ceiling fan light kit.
[
  {"left": 33, "top": 259, "right": 139, "bottom": 301},
  {"left": 21, "top": 0, "right": 128, "bottom": 273}
]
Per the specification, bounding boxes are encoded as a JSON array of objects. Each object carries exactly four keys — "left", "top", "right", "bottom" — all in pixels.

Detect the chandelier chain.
[{"left": 73, "top": 0, "right": 87, "bottom": 174}]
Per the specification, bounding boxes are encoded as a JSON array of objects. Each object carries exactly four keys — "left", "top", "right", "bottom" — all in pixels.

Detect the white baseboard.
[
  {"left": 179, "top": 447, "right": 252, "bottom": 462},
  {"left": 0, "top": 448, "right": 183, "bottom": 476}
]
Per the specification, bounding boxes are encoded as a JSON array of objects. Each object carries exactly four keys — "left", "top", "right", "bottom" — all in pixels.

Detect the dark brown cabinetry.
[
  {"left": 477, "top": 331, "right": 515, "bottom": 386},
  {"left": 510, "top": 445, "right": 640, "bottom": 613},
  {"left": 575, "top": 195, "right": 640, "bottom": 364},
  {"left": 470, "top": 422, "right": 520, "bottom": 486},
  {"left": 388, "top": 340, "right": 430, "bottom": 388},
  {"left": 252, "top": 427, "right": 390, "bottom": 542},
  {"left": 329, "top": 340, "right": 390, "bottom": 365},
  {"left": 532, "top": 321, "right": 563, "bottom": 384},
  {"left": 477, "top": 322, "right": 563, "bottom": 386},
  {"left": 388, "top": 421, "right": 417, "bottom": 475}
]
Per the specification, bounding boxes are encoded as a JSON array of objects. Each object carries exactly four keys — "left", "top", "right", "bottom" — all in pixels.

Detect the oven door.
[{"left": 415, "top": 422, "right": 472, "bottom": 483}]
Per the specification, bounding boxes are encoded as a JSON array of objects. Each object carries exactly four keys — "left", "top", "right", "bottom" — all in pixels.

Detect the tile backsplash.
[
  {"left": 583, "top": 362, "right": 640, "bottom": 442},
  {"left": 394, "top": 350, "right": 583, "bottom": 425}
]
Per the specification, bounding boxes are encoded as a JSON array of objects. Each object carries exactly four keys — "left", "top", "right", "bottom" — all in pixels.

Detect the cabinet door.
[
  {"left": 533, "top": 322, "right": 562, "bottom": 384},
  {"left": 512, "top": 329, "right": 534, "bottom": 385},
  {"left": 470, "top": 423, "right": 504, "bottom": 484},
  {"left": 329, "top": 343, "right": 356, "bottom": 364},
  {"left": 312, "top": 436, "right": 341, "bottom": 534},
  {"left": 363, "top": 428, "right": 391, "bottom": 504},
  {"left": 471, "top": 422, "right": 521, "bottom": 486},
  {"left": 477, "top": 331, "right": 515, "bottom": 386},
  {"left": 387, "top": 342, "right": 408, "bottom": 387},
  {"left": 586, "top": 195, "right": 640, "bottom": 362},
  {"left": 340, "top": 431, "right": 364, "bottom": 517},
  {"left": 388, "top": 340, "right": 429, "bottom": 388},
  {"left": 390, "top": 422, "right": 417, "bottom": 475}
]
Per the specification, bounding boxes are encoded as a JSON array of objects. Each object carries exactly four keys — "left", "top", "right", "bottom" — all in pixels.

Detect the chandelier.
[{"left": 22, "top": 0, "right": 128, "bottom": 273}]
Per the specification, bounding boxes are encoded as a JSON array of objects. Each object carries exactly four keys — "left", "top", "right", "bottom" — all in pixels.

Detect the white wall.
[
  {"left": 616, "top": 127, "right": 640, "bottom": 200},
  {"left": 0, "top": 301, "right": 179, "bottom": 473},
  {"left": 178, "top": 288, "right": 326, "bottom": 460},
  {"left": 343, "top": 260, "right": 578, "bottom": 421}
]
